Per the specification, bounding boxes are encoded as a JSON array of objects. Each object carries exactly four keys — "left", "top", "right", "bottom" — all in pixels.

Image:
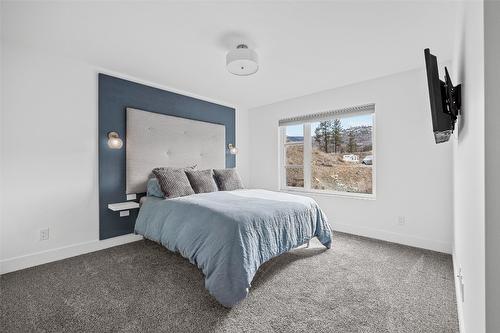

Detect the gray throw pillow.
[
  {"left": 152, "top": 167, "right": 195, "bottom": 198},
  {"left": 152, "top": 165, "right": 196, "bottom": 175},
  {"left": 213, "top": 168, "right": 244, "bottom": 191},
  {"left": 185, "top": 169, "right": 218, "bottom": 194}
]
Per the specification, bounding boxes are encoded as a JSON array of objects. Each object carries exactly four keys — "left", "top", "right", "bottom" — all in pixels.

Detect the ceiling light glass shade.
[
  {"left": 226, "top": 44, "right": 258, "bottom": 76},
  {"left": 107, "top": 131, "right": 123, "bottom": 149}
]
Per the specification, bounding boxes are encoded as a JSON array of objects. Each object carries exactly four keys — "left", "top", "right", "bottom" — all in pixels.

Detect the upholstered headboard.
[{"left": 126, "top": 107, "right": 226, "bottom": 194}]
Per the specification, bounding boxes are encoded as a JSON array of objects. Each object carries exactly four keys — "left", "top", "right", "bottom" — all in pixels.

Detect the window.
[
  {"left": 280, "top": 104, "right": 375, "bottom": 198},
  {"left": 283, "top": 125, "right": 304, "bottom": 187}
]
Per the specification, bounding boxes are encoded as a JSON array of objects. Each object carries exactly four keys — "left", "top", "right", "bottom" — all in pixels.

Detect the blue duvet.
[{"left": 134, "top": 189, "right": 332, "bottom": 307}]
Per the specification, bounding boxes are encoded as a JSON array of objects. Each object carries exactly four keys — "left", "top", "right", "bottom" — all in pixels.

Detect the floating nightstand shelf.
[{"left": 108, "top": 202, "right": 140, "bottom": 211}]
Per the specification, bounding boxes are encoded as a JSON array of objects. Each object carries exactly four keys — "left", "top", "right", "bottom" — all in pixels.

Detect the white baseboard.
[
  {"left": 452, "top": 250, "right": 466, "bottom": 333},
  {"left": 332, "top": 223, "right": 452, "bottom": 254},
  {"left": 0, "top": 234, "right": 143, "bottom": 275},
  {"left": 1, "top": 225, "right": 451, "bottom": 274}
]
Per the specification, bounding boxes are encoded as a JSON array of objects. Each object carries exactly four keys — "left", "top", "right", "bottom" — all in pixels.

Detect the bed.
[
  {"left": 126, "top": 107, "right": 332, "bottom": 307},
  {"left": 135, "top": 188, "right": 332, "bottom": 307}
]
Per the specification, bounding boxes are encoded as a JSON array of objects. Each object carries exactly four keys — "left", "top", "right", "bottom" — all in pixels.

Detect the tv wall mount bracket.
[{"left": 443, "top": 67, "right": 462, "bottom": 120}]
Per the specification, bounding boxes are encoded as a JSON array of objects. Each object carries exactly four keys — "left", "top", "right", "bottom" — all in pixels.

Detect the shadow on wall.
[{"left": 456, "top": 8, "right": 466, "bottom": 141}]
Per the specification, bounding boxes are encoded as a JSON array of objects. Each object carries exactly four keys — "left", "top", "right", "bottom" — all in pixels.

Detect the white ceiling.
[{"left": 2, "top": 1, "right": 458, "bottom": 109}]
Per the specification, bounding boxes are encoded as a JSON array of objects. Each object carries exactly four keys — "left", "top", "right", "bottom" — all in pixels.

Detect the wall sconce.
[
  {"left": 107, "top": 131, "right": 123, "bottom": 149},
  {"left": 228, "top": 144, "right": 239, "bottom": 155}
]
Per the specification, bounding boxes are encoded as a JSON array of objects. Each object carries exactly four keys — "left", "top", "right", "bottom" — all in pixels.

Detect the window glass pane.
[
  {"left": 286, "top": 167, "right": 304, "bottom": 188},
  {"left": 285, "top": 144, "right": 303, "bottom": 165},
  {"left": 286, "top": 124, "right": 303, "bottom": 143},
  {"left": 310, "top": 114, "right": 373, "bottom": 194}
]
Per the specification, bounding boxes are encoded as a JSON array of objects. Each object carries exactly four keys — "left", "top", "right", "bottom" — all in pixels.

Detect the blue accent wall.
[{"left": 98, "top": 74, "right": 235, "bottom": 240}]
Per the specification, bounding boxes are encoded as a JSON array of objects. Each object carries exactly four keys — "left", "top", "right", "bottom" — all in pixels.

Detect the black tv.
[{"left": 424, "top": 48, "right": 461, "bottom": 144}]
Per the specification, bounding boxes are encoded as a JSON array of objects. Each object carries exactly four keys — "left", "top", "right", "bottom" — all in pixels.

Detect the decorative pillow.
[
  {"left": 152, "top": 167, "right": 195, "bottom": 198},
  {"left": 152, "top": 165, "right": 196, "bottom": 174},
  {"left": 185, "top": 169, "right": 218, "bottom": 194},
  {"left": 213, "top": 168, "right": 244, "bottom": 191},
  {"left": 146, "top": 178, "right": 164, "bottom": 198}
]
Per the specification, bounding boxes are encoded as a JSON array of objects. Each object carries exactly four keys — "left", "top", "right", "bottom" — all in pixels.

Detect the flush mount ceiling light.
[{"left": 226, "top": 44, "right": 258, "bottom": 76}]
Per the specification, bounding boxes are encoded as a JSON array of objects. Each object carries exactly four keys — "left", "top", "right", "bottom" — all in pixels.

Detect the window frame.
[{"left": 279, "top": 110, "right": 376, "bottom": 200}]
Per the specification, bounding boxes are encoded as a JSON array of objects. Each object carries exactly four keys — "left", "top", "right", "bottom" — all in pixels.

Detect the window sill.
[{"left": 280, "top": 188, "right": 376, "bottom": 200}]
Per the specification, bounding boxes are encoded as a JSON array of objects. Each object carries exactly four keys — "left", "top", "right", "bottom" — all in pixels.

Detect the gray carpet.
[{"left": 0, "top": 232, "right": 458, "bottom": 333}]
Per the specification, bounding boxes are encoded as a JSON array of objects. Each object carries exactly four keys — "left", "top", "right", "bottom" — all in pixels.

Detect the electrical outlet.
[
  {"left": 120, "top": 210, "right": 130, "bottom": 217},
  {"left": 40, "top": 228, "right": 49, "bottom": 241},
  {"left": 397, "top": 216, "right": 406, "bottom": 226}
]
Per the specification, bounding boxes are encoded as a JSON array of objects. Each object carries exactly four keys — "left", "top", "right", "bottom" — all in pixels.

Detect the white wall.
[
  {"left": 484, "top": 1, "right": 500, "bottom": 332},
  {"left": 0, "top": 1, "right": 4, "bottom": 274},
  {"left": 451, "top": 1, "right": 485, "bottom": 332},
  {"left": 247, "top": 68, "right": 454, "bottom": 253},
  {"left": 0, "top": 42, "right": 243, "bottom": 273},
  {"left": 1, "top": 43, "right": 108, "bottom": 272}
]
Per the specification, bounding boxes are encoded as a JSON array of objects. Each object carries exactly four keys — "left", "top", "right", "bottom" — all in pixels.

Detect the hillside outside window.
[{"left": 279, "top": 104, "right": 375, "bottom": 198}]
